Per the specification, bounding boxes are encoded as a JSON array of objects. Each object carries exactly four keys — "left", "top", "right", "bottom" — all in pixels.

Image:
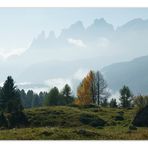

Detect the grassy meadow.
[{"left": 0, "top": 105, "right": 147, "bottom": 140}]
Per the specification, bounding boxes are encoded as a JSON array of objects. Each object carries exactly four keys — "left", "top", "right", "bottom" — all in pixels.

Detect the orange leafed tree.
[{"left": 75, "top": 70, "right": 95, "bottom": 105}]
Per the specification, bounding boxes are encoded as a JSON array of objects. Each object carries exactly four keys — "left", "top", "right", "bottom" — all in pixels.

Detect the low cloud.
[
  {"left": 67, "top": 38, "right": 87, "bottom": 48},
  {"left": 44, "top": 78, "right": 72, "bottom": 91},
  {"left": 108, "top": 91, "right": 120, "bottom": 102},
  {"left": 0, "top": 48, "right": 26, "bottom": 59},
  {"left": 17, "top": 82, "right": 32, "bottom": 86},
  {"left": 73, "top": 68, "right": 89, "bottom": 80}
]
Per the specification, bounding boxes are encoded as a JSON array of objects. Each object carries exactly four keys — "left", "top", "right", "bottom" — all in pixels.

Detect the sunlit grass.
[{"left": 0, "top": 106, "right": 147, "bottom": 140}]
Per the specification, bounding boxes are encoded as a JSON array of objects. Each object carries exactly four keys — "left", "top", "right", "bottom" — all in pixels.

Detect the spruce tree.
[
  {"left": 119, "top": 85, "right": 133, "bottom": 108},
  {"left": 62, "top": 84, "right": 73, "bottom": 104},
  {"left": 0, "top": 76, "right": 23, "bottom": 113}
]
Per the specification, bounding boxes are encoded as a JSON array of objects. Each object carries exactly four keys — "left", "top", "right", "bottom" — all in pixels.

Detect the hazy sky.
[
  {"left": 1, "top": 8, "right": 148, "bottom": 50},
  {"left": 0, "top": 7, "right": 148, "bottom": 94}
]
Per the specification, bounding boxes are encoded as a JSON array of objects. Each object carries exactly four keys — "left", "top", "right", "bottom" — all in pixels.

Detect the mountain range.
[{"left": 1, "top": 18, "right": 148, "bottom": 95}]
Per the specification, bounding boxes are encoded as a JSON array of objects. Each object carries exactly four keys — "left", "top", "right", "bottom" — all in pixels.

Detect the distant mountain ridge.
[
  {"left": 1, "top": 18, "right": 148, "bottom": 94},
  {"left": 102, "top": 55, "right": 148, "bottom": 95}
]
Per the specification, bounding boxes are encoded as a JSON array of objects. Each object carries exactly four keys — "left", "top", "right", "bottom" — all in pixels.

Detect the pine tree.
[
  {"left": 119, "top": 85, "right": 133, "bottom": 108},
  {"left": 61, "top": 84, "right": 73, "bottom": 104},
  {"left": 0, "top": 76, "right": 23, "bottom": 113},
  {"left": 44, "top": 87, "right": 60, "bottom": 106},
  {"left": 32, "top": 94, "right": 40, "bottom": 107},
  {"left": 26, "top": 90, "right": 34, "bottom": 108}
]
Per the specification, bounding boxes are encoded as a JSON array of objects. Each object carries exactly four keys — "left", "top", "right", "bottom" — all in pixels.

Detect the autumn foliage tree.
[
  {"left": 75, "top": 70, "right": 110, "bottom": 106},
  {"left": 76, "top": 71, "right": 94, "bottom": 105}
]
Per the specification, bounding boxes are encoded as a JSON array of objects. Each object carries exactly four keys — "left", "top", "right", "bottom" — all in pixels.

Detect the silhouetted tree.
[
  {"left": 62, "top": 84, "right": 71, "bottom": 97},
  {"left": 18, "top": 89, "right": 27, "bottom": 108},
  {"left": 18, "top": 89, "right": 48, "bottom": 108},
  {"left": 32, "top": 94, "right": 40, "bottom": 107},
  {"left": 61, "top": 84, "right": 74, "bottom": 104},
  {"left": 101, "top": 98, "right": 108, "bottom": 107},
  {"left": 119, "top": 85, "right": 133, "bottom": 108},
  {"left": 0, "top": 112, "right": 7, "bottom": 127},
  {"left": 0, "top": 76, "right": 23, "bottom": 113},
  {"left": 95, "top": 71, "right": 110, "bottom": 106},
  {"left": 0, "top": 76, "right": 28, "bottom": 128},
  {"left": 110, "top": 98, "right": 118, "bottom": 108},
  {"left": 39, "top": 91, "right": 47, "bottom": 106},
  {"left": 26, "top": 90, "right": 34, "bottom": 108},
  {"left": 44, "top": 87, "right": 60, "bottom": 106}
]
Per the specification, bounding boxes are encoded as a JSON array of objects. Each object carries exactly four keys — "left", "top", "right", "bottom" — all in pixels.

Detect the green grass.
[
  {"left": 0, "top": 106, "right": 147, "bottom": 140},
  {"left": 1, "top": 126, "right": 148, "bottom": 140}
]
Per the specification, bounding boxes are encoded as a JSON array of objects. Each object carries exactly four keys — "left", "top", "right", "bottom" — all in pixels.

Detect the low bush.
[
  {"left": 132, "top": 106, "right": 148, "bottom": 127},
  {"left": 5, "top": 112, "right": 28, "bottom": 128},
  {"left": 128, "top": 125, "right": 137, "bottom": 130},
  {"left": 80, "top": 113, "right": 106, "bottom": 127},
  {"left": 114, "top": 111, "right": 124, "bottom": 121},
  {"left": 134, "top": 95, "right": 148, "bottom": 111},
  {"left": 0, "top": 112, "right": 8, "bottom": 128}
]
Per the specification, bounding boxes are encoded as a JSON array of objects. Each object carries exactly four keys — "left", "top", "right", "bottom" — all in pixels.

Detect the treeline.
[
  {"left": 0, "top": 71, "right": 147, "bottom": 111},
  {"left": 0, "top": 70, "right": 148, "bottom": 128},
  {"left": 16, "top": 84, "right": 74, "bottom": 108},
  {"left": 0, "top": 71, "right": 141, "bottom": 110},
  {"left": 18, "top": 90, "right": 47, "bottom": 108},
  {"left": 0, "top": 76, "right": 74, "bottom": 128},
  {"left": 0, "top": 76, "right": 28, "bottom": 128},
  {"left": 74, "top": 70, "right": 143, "bottom": 109},
  {"left": 0, "top": 70, "right": 146, "bottom": 111}
]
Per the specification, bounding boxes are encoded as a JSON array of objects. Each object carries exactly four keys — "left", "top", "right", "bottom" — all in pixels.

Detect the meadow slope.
[{"left": 0, "top": 106, "right": 148, "bottom": 140}]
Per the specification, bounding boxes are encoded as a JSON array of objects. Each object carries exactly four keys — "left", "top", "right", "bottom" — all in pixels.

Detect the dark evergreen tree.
[
  {"left": 44, "top": 87, "right": 60, "bottom": 106},
  {"left": 0, "top": 76, "right": 28, "bottom": 128},
  {"left": 39, "top": 91, "right": 47, "bottom": 106},
  {"left": 19, "top": 89, "right": 27, "bottom": 108},
  {"left": 32, "top": 94, "right": 40, "bottom": 107},
  {"left": 0, "top": 112, "right": 7, "bottom": 127},
  {"left": 18, "top": 90, "right": 48, "bottom": 108},
  {"left": 62, "top": 84, "right": 71, "bottom": 98},
  {"left": 0, "top": 76, "right": 23, "bottom": 113},
  {"left": 110, "top": 98, "right": 118, "bottom": 108},
  {"left": 61, "top": 84, "right": 74, "bottom": 104},
  {"left": 26, "top": 90, "right": 34, "bottom": 108},
  {"left": 119, "top": 85, "right": 133, "bottom": 108}
]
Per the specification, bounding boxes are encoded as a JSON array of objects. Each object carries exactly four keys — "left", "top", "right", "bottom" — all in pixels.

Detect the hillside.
[
  {"left": 102, "top": 55, "right": 148, "bottom": 95},
  {"left": 1, "top": 105, "right": 148, "bottom": 140}
]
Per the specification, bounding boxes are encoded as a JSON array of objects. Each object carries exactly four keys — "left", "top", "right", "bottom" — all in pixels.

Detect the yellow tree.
[{"left": 75, "top": 70, "right": 95, "bottom": 105}]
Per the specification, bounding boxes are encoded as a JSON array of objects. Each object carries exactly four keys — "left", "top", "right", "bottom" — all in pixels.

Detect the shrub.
[
  {"left": 0, "top": 112, "right": 8, "bottom": 128},
  {"left": 128, "top": 125, "right": 137, "bottom": 130},
  {"left": 80, "top": 113, "right": 106, "bottom": 127},
  {"left": 114, "top": 116, "right": 124, "bottom": 121},
  {"left": 114, "top": 111, "right": 124, "bottom": 121},
  {"left": 5, "top": 112, "right": 28, "bottom": 128},
  {"left": 132, "top": 106, "right": 148, "bottom": 127},
  {"left": 134, "top": 95, "right": 148, "bottom": 110}
]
